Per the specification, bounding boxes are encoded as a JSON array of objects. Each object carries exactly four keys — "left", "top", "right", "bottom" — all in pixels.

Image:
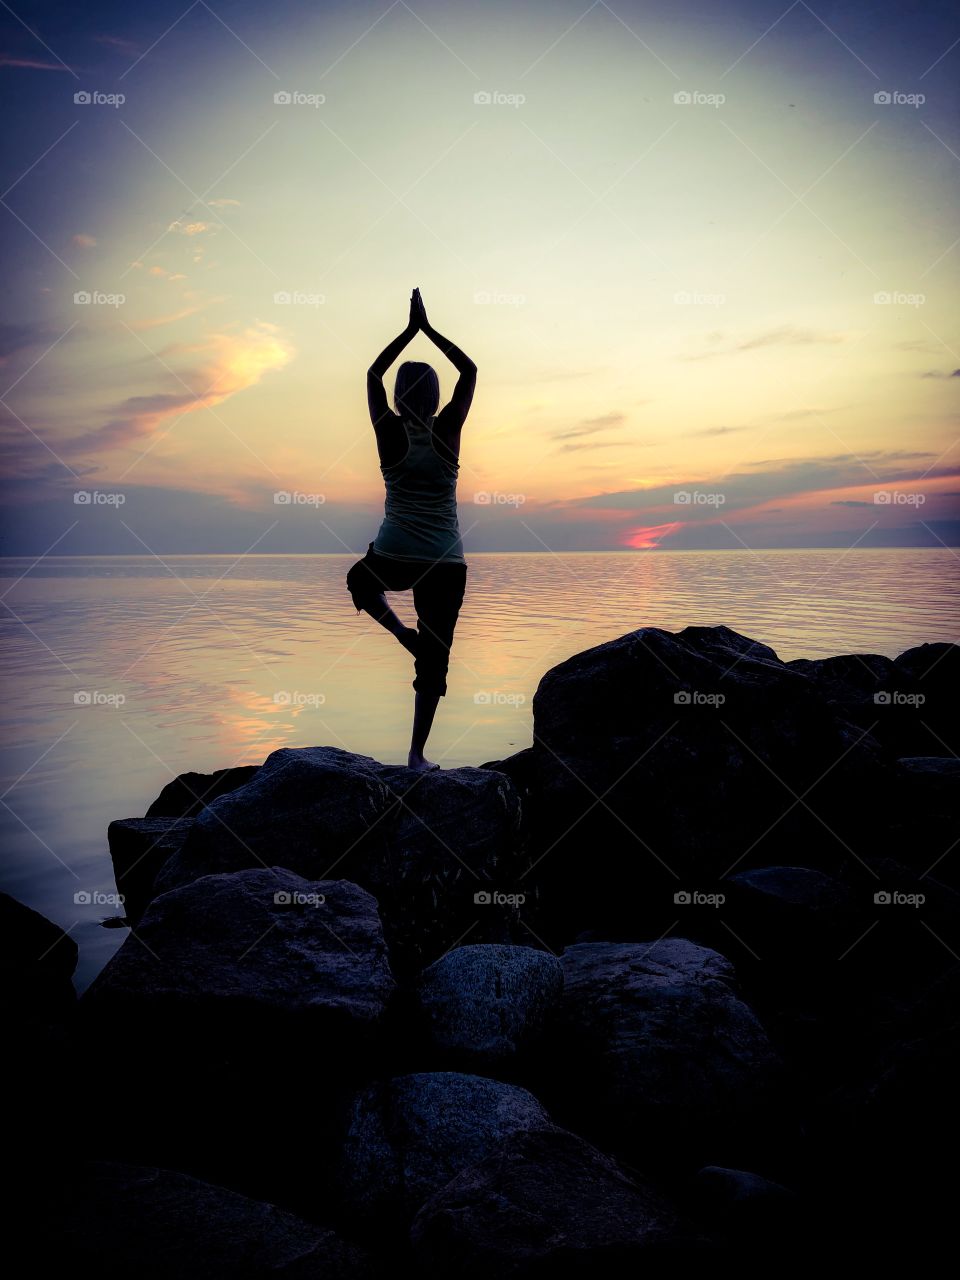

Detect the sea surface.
[{"left": 2, "top": 549, "right": 957, "bottom": 989}]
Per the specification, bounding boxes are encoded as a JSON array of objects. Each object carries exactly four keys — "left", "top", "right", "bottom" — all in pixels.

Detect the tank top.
[{"left": 372, "top": 415, "right": 466, "bottom": 564}]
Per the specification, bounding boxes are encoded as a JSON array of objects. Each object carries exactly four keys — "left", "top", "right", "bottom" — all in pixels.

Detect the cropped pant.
[{"left": 346, "top": 542, "right": 467, "bottom": 697}]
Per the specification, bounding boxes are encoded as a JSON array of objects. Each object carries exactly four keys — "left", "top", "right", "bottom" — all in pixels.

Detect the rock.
[
  {"left": 415, "top": 944, "right": 563, "bottom": 1066},
  {"left": 893, "top": 642, "right": 959, "bottom": 755},
  {"left": 339, "top": 1071, "right": 555, "bottom": 1223},
  {"left": 555, "top": 939, "right": 780, "bottom": 1157},
  {"left": 692, "top": 1165, "right": 798, "bottom": 1240},
  {"left": 145, "top": 765, "right": 261, "bottom": 819},
  {"left": 411, "top": 1127, "right": 705, "bottom": 1273},
  {"left": 891, "top": 757, "right": 960, "bottom": 888},
  {"left": 787, "top": 644, "right": 960, "bottom": 757},
  {"left": 82, "top": 868, "right": 395, "bottom": 1056},
  {"left": 723, "top": 866, "right": 860, "bottom": 965},
  {"left": 152, "top": 746, "right": 526, "bottom": 972},
  {"left": 490, "top": 626, "right": 889, "bottom": 944},
  {"left": 107, "top": 816, "right": 194, "bottom": 924},
  {"left": 0, "top": 891, "right": 78, "bottom": 1025},
  {"left": 40, "top": 1160, "right": 375, "bottom": 1277}
]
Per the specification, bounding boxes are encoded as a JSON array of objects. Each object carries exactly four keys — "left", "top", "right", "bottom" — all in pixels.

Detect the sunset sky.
[{"left": 1, "top": 0, "right": 958, "bottom": 554}]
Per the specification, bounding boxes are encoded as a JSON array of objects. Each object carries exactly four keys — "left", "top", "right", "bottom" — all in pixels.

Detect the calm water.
[{"left": 2, "top": 549, "right": 957, "bottom": 989}]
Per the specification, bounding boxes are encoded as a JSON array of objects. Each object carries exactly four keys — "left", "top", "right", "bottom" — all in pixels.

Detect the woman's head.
[{"left": 394, "top": 361, "right": 440, "bottom": 423}]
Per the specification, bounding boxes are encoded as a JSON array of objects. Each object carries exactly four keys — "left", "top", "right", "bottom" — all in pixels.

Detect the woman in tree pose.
[{"left": 347, "top": 288, "right": 476, "bottom": 771}]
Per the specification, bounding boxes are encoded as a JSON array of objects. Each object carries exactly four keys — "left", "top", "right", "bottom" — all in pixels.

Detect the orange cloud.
[
  {"left": 70, "top": 322, "right": 295, "bottom": 453},
  {"left": 71, "top": 233, "right": 97, "bottom": 248}
]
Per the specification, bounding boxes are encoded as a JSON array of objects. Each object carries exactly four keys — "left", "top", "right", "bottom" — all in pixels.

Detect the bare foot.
[
  {"left": 397, "top": 626, "right": 419, "bottom": 656},
  {"left": 408, "top": 754, "right": 440, "bottom": 772}
]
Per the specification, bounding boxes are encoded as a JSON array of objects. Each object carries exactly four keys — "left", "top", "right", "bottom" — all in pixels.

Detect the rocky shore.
[{"left": 5, "top": 625, "right": 958, "bottom": 1272}]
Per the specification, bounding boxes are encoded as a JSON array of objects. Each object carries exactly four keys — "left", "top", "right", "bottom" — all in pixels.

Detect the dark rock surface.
[
  {"left": 82, "top": 867, "right": 395, "bottom": 1053},
  {"left": 339, "top": 1071, "right": 555, "bottom": 1223},
  {"left": 151, "top": 747, "right": 525, "bottom": 972},
  {"left": 555, "top": 939, "right": 780, "bottom": 1156},
  {"left": 415, "top": 943, "right": 563, "bottom": 1066},
  {"left": 41, "top": 625, "right": 958, "bottom": 1266},
  {"left": 484, "top": 625, "right": 897, "bottom": 943},
  {"left": 411, "top": 1127, "right": 705, "bottom": 1273},
  {"left": 107, "top": 816, "right": 194, "bottom": 924},
  {"left": 40, "top": 1160, "right": 375, "bottom": 1277},
  {"left": 146, "top": 764, "right": 261, "bottom": 819}
]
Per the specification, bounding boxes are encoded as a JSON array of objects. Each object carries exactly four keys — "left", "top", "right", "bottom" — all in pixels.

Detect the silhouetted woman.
[{"left": 346, "top": 288, "right": 476, "bottom": 771}]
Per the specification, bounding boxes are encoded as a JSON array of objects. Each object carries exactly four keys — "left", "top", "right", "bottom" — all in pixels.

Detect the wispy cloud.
[
  {"left": 683, "top": 325, "right": 850, "bottom": 362},
  {"left": 551, "top": 411, "right": 627, "bottom": 442}
]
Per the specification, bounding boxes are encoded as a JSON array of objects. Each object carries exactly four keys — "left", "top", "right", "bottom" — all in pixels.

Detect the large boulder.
[
  {"left": 107, "top": 816, "right": 194, "bottom": 924},
  {"left": 415, "top": 944, "right": 563, "bottom": 1067},
  {"left": 788, "top": 643, "right": 960, "bottom": 757},
  {"left": 411, "top": 1127, "right": 705, "bottom": 1273},
  {"left": 338, "top": 1072, "right": 555, "bottom": 1224},
  {"left": 82, "top": 868, "right": 395, "bottom": 1055},
  {"left": 554, "top": 939, "right": 781, "bottom": 1159},
  {"left": 0, "top": 892, "right": 78, "bottom": 1026},
  {"left": 78, "top": 869, "right": 395, "bottom": 1201},
  {"left": 39, "top": 1160, "right": 374, "bottom": 1277},
  {"left": 152, "top": 747, "right": 526, "bottom": 972},
  {"left": 146, "top": 765, "right": 261, "bottom": 819},
  {"left": 484, "top": 626, "right": 890, "bottom": 943}
]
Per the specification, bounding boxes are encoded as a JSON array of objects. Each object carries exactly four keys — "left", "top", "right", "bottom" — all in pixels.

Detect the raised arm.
[
  {"left": 367, "top": 292, "right": 419, "bottom": 427},
  {"left": 414, "top": 291, "right": 477, "bottom": 426}
]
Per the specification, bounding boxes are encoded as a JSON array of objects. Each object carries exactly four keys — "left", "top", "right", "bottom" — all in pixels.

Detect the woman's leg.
[
  {"left": 409, "top": 690, "right": 441, "bottom": 771},
  {"left": 346, "top": 556, "right": 417, "bottom": 653},
  {"left": 409, "top": 564, "right": 467, "bottom": 769}
]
